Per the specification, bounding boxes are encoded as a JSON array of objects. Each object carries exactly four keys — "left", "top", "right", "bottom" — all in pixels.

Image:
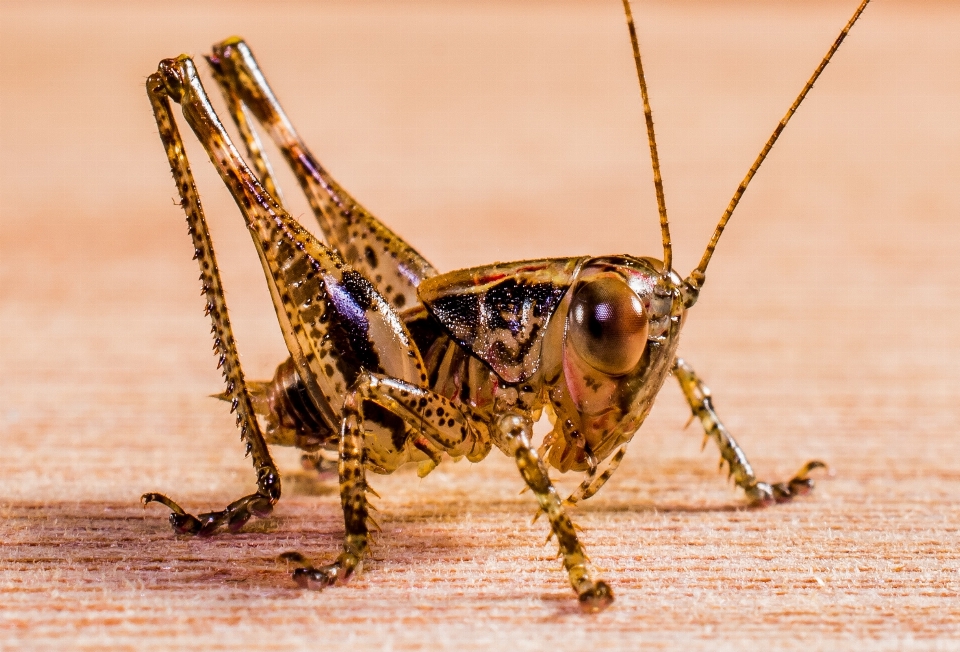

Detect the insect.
[{"left": 142, "top": 0, "right": 872, "bottom": 612}]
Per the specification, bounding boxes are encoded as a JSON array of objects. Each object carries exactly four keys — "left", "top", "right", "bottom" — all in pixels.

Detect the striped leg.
[
  {"left": 495, "top": 413, "right": 613, "bottom": 612},
  {"left": 293, "top": 373, "right": 491, "bottom": 589},
  {"left": 673, "top": 357, "right": 824, "bottom": 504},
  {"left": 205, "top": 38, "right": 437, "bottom": 311},
  {"left": 530, "top": 448, "right": 627, "bottom": 529},
  {"left": 141, "top": 71, "right": 280, "bottom": 535},
  {"left": 564, "top": 447, "right": 628, "bottom": 507}
]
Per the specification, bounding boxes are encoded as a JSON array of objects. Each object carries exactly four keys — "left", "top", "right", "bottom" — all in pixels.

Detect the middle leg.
[{"left": 292, "top": 372, "right": 491, "bottom": 589}]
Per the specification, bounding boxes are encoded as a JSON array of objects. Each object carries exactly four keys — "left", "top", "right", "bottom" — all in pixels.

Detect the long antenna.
[
  {"left": 687, "top": 0, "right": 871, "bottom": 291},
  {"left": 622, "top": 0, "right": 672, "bottom": 274}
]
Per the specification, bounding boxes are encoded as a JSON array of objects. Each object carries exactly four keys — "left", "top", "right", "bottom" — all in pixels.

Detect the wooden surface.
[{"left": 1, "top": 1, "right": 959, "bottom": 649}]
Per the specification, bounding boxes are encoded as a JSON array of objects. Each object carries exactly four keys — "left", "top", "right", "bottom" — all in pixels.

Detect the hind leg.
[
  {"left": 141, "top": 72, "right": 281, "bottom": 535},
  {"left": 205, "top": 38, "right": 437, "bottom": 311}
]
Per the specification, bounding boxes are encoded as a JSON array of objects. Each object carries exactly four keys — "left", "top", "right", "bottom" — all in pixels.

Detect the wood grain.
[{"left": 1, "top": 1, "right": 958, "bottom": 648}]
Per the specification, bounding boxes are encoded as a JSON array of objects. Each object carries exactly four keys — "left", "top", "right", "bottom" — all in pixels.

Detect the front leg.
[
  {"left": 673, "top": 357, "right": 824, "bottom": 504},
  {"left": 495, "top": 413, "right": 613, "bottom": 612}
]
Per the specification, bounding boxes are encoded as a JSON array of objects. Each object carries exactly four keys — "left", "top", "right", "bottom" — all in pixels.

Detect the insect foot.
[
  {"left": 579, "top": 580, "right": 615, "bottom": 614},
  {"left": 292, "top": 535, "right": 368, "bottom": 590},
  {"left": 743, "top": 461, "right": 827, "bottom": 506},
  {"left": 142, "top": 467, "right": 280, "bottom": 536},
  {"left": 292, "top": 561, "right": 354, "bottom": 591},
  {"left": 673, "top": 358, "right": 827, "bottom": 506}
]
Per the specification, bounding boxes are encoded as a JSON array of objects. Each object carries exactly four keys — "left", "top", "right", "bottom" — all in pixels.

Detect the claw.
[
  {"left": 293, "top": 561, "right": 354, "bottom": 590},
  {"left": 745, "top": 482, "right": 775, "bottom": 506},
  {"left": 788, "top": 476, "right": 816, "bottom": 496},
  {"left": 142, "top": 492, "right": 206, "bottom": 533},
  {"left": 142, "top": 493, "right": 204, "bottom": 533},
  {"left": 579, "top": 581, "right": 614, "bottom": 613},
  {"left": 142, "top": 491, "right": 274, "bottom": 536},
  {"left": 746, "top": 460, "right": 827, "bottom": 506},
  {"left": 794, "top": 459, "right": 828, "bottom": 481},
  {"left": 141, "top": 492, "right": 187, "bottom": 515}
]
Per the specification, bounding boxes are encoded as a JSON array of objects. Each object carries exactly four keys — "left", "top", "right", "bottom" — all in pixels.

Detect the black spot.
[
  {"left": 364, "top": 246, "right": 378, "bottom": 270},
  {"left": 365, "top": 402, "right": 407, "bottom": 452},
  {"left": 394, "top": 294, "right": 406, "bottom": 308}
]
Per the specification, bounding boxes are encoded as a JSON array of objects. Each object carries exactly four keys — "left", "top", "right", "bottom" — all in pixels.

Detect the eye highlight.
[{"left": 568, "top": 276, "right": 649, "bottom": 376}]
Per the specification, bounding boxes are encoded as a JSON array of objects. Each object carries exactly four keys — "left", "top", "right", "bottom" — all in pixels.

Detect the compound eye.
[{"left": 568, "top": 276, "right": 649, "bottom": 376}]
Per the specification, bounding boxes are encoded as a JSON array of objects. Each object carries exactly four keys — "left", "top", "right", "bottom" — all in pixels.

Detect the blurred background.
[{"left": 1, "top": 0, "right": 958, "bottom": 647}]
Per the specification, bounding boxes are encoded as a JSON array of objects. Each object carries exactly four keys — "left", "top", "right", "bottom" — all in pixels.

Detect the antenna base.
[{"left": 681, "top": 273, "right": 703, "bottom": 309}]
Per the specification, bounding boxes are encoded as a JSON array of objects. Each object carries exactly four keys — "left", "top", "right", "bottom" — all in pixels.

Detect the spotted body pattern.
[{"left": 143, "top": 0, "right": 871, "bottom": 610}]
